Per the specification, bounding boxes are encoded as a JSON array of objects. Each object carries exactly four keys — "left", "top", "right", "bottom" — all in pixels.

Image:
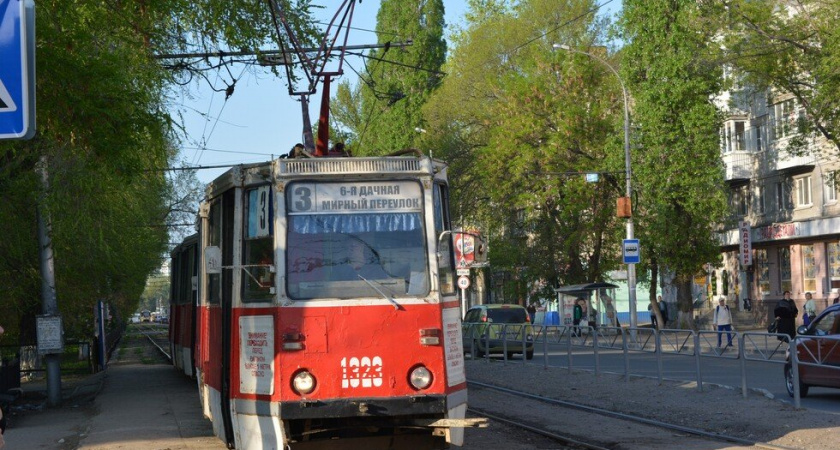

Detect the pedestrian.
[
  {"left": 659, "top": 299, "right": 669, "bottom": 328},
  {"left": 602, "top": 293, "right": 619, "bottom": 328},
  {"left": 774, "top": 290, "right": 799, "bottom": 341},
  {"left": 713, "top": 297, "right": 734, "bottom": 347},
  {"left": 572, "top": 299, "right": 584, "bottom": 337},
  {"left": 526, "top": 303, "right": 536, "bottom": 323},
  {"left": 648, "top": 300, "right": 657, "bottom": 328},
  {"left": 648, "top": 296, "right": 664, "bottom": 328},
  {"left": 802, "top": 292, "right": 816, "bottom": 327}
]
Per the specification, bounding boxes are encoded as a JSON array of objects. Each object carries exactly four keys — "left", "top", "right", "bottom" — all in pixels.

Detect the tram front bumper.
[{"left": 235, "top": 395, "right": 447, "bottom": 420}]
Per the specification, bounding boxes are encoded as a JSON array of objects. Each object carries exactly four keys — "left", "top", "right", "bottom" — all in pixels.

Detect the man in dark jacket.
[{"left": 774, "top": 290, "right": 799, "bottom": 340}]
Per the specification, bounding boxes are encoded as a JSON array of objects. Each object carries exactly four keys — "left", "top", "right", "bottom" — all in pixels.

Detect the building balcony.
[
  {"left": 774, "top": 146, "right": 817, "bottom": 172},
  {"left": 721, "top": 151, "right": 753, "bottom": 182}
]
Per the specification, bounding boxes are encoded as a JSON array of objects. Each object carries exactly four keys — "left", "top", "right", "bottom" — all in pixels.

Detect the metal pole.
[
  {"left": 37, "top": 156, "right": 62, "bottom": 407},
  {"left": 739, "top": 332, "right": 748, "bottom": 398},
  {"left": 694, "top": 331, "right": 703, "bottom": 392},
  {"left": 622, "top": 329, "right": 630, "bottom": 382},
  {"left": 553, "top": 44, "right": 636, "bottom": 329}
]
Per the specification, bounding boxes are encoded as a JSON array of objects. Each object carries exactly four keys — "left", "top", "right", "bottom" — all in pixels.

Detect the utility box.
[{"left": 617, "top": 197, "right": 632, "bottom": 218}]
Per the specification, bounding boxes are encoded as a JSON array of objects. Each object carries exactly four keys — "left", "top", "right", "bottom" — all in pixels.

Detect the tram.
[
  {"left": 169, "top": 234, "right": 199, "bottom": 378},
  {"left": 170, "top": 151, "right": 469, "bottom": 449}
]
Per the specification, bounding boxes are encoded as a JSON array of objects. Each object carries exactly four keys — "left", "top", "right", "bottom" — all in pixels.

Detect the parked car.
[
  {"left": 130, "top": 313, "right": 141, "bottom": 324},
  {"left": 785, "top": 303, "right": 840, "bottom": 397},
  {"left": 462, "top": 304, "right": 534, "bottom": 359}
]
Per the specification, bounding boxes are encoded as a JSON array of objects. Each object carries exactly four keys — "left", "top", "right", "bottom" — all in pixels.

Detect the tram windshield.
[{"left": 286, "top": 181, "right": 430, "bottom": 300}]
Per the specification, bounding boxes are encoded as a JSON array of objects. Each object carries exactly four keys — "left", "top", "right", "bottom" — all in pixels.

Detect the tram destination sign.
[{"left": 288, "top": 181, "right": 422, "bottom": 213}]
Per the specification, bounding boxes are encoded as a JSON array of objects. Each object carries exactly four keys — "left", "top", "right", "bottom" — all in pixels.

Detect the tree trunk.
[{"left": 675, "top": 276, "right": 697, "bottom": 331}]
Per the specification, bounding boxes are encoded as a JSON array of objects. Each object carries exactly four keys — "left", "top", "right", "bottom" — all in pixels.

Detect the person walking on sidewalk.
[
  {"left": 775, "top": 290, "right": 799, "bottom": 341},
  {"left": 802, "top": 292, "right": 816, "bottom": 327},
  {"left": 713, "top": 298, "right": 734, "bottom": 347}
]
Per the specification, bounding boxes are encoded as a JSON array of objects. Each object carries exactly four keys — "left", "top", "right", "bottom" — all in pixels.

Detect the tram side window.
[
  {"left": 207, "top": 201, "right": 222, "bottom": 305},
  {"left": 242, "top": 186, "right": 274, "bottom": 303},
  {"left": 434, "top": 183, "right": 455, "bottom": 295}
]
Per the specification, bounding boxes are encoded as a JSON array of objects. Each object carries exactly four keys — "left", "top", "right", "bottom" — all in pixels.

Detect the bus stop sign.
[
  {"left": 0, "top": 0, "right": 35, "bottom": 140},
  {"left": 622, "top": 239, "right": 640, "bottom": 264}
]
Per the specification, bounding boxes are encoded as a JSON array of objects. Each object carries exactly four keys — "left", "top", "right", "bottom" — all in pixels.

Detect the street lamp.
[{"left": 553, "top": 44, "right": 638, "bottom": 329}]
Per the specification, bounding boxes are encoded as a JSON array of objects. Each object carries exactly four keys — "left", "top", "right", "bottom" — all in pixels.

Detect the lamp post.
[{"left": 553, "top": 44, "right": 637, "bottom": 329}]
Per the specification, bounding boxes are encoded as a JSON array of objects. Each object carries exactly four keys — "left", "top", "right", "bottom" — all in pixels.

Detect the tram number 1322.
[{"left": 341, "top": 356, "right": 384, "bottom": 388}]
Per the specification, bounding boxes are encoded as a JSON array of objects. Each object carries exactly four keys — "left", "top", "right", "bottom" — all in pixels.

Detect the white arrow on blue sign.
[
  {"left": 622, "top": 239, "right": 640, "bottom": 264},
  {"left": 0, "top": 0, "right": 35, "bottom": 140}
]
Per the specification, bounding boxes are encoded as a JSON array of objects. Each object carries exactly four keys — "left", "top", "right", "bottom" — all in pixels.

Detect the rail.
[{"left": 462, "top": 322, "right": 840, "bottom": 407}]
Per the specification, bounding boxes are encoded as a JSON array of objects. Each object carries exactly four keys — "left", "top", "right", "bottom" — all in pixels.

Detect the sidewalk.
[{"left": 4, "top": 364, "right": 224, "bottom": 449}]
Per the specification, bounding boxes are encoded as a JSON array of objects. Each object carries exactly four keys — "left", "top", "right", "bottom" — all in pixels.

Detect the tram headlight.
[
  {"left": 292, "top": 370, "right": 316, "bottom": 395},
  {"left": 409, "top": 365, "right": 433, "bottom": 390}
]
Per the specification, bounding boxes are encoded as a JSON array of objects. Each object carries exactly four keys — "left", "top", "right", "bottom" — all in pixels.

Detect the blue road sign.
[
  {"left": 622, "top": 239, "right": 640, "bottom": 264},
  {"left": 0, "top": 0, "right": 35, "bottom": 139}
]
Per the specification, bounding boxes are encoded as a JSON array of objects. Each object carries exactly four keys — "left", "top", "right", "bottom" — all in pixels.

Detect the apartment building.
[{"left": 717, "top": 86, "right": 840, "bottom": 316}]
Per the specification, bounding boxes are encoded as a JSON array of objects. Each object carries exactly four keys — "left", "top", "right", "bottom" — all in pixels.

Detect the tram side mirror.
[{"left": 205, "top": 246, "right": 222, "bottom": 274}]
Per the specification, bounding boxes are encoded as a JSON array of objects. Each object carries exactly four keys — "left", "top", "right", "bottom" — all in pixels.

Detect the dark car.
[
  {"left": 785, "top": 303, "right": 840, "bottom": 397},
  {"left": 462, "top": 304, "right": 534, "bottom": 359}
]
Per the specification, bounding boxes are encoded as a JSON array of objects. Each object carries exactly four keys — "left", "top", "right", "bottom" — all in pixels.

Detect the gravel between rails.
[{"left": 464, "top": 359, "right": 839, "bottom": 450}]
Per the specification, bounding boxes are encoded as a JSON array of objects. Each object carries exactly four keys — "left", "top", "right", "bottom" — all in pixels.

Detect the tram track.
[
  {"left": 467, "top": 380, "right": 794, "bottom": 450},
  {"left": 131, "top": 323, "right": 172, "bottom": 362}
]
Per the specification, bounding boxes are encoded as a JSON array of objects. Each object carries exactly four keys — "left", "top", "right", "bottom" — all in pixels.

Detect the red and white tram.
[
  {"left": 169, "top": 234, "right": 199, "bottom": 378},
  {"left": 174, "top": 152, "right": 469, "bottom": 449}
]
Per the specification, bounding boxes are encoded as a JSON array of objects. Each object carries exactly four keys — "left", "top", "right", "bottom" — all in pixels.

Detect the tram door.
[{"left": 205, "top": 191, "right": 236, "bottom": 447}]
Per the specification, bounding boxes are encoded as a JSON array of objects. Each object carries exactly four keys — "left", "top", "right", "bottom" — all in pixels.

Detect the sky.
[
  {"left": 173, "top": 1, "right": 620, "bottom": 185},
  {"left": 172, "top": 1, "right": 469, "bottom": 185}
]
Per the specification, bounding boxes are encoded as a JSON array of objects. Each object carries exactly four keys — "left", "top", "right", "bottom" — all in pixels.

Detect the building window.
[
  {"left": 774, "top": 99, "right": 797, "bottom": 139},
  {"left": 826, "top": 172, "right": 838, "bottom": 203},
  {"left": 757, "top": 185, "right": 766, "bottom": 214},
  {"left": 755, "top": 122, "right": 764, "bottom": 152},
  {"left": 733, "top": 121, "right": 746, "bottom": 151},
  {"left": 731, "top": 184, "right": 749, "bottom": 216},
  {"left": 796, "top": 176, "right": 812, "bottom": 207},
  {"left": 776, "top": 178, "right": 792, "bottom": 210},
  {"left": 755, "top": 249, "right": 770, "bottom": 295},
  {"left": 802, "top": 244, "right": 816, "bottom": 292},
  {"left": 779, "top": 247, "right": 792, "bottom": 293},
  {"left": 828, "top": 242, "right": 840, "bottom": 290}
]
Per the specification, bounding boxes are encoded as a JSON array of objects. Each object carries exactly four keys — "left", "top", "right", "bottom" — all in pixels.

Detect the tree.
[
  {"left": 0, "top": 1, "right": 317, "bottom": 339},
  {"left": 331, "top": 0, "right": 447, "bottom": 155},
  {"left": 423, "top": 0, "right": 623, "bottom": 299},
  {"left": 619, "top": 0, "right": 729, "bottom": 328},
  {"left": 719, "top": 0, "right": 840, "bottom": 154}
]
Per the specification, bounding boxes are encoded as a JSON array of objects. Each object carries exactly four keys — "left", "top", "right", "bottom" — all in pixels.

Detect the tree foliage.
[
  {"left": 331, "top": 0, "right": 446, "bottom": 155},
  {"left": 619, "top": 0, "right": 729, "bottom": 315},
  {"left": 719, "top": 0, "right": 840, "bottom": 153},
  {"left": 424, "top": 0, "right": 622, "bottom": 301},
  {"left": 0, "top": 1, "right": 314, "bottom": 341}
]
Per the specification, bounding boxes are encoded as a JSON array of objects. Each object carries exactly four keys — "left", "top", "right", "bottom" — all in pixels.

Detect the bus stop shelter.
[{"left": 546, "top": 282, "right": 619, "bottom": 326}]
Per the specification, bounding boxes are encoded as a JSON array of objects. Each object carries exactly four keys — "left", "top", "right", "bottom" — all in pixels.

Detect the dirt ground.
[{"left": 466, "top": 359, "right": 840, "bottom": 449}]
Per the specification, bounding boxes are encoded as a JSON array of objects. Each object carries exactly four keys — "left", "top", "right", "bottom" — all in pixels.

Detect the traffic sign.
[
  {"left": 0, "top": 0, "right": 35, "bottom": 140},
  {"left": 622, "top": 239, "right": 640, "bottom": 264},
  {"left": 457, "top": 276, "right": 471, "bottom": 290}
]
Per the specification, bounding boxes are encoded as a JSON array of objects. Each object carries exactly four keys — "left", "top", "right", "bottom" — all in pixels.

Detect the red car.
[{"left": 785, "top": 303, "right": 840, "bottom": 397}]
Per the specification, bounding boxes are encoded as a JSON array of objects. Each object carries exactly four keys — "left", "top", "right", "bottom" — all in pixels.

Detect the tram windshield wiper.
[{"left": 357, "top": 274, "right": 401, "bottom": 310}]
